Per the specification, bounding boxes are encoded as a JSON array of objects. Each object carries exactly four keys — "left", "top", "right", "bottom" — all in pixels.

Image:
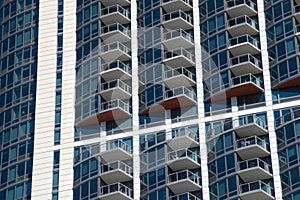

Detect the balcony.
[
  {"left": 234, "top": 115, "right": 268, "bottom": 138},
  {"left": 163, "top": 29, "right": 194, "bottom": 50},
  {"left": 97, "top": 99, "right": 131, "bottom": 122},
  {"left": 100, "top": 161, "right": 133, "bottom": 184},
  {"left": 236, "top": 136, "right": 270, "bottom": 160},
  {"left": 167, "top": 149, "right": 200, "bottom": 171},
  {"left": 168, "top": 127, "right": 199, "bottom": 150},
  {"left": 100, "top": 41, "right": 131, "bottom": 62},
  {"left": 228, "top": 35, "right": 260, "bottom": 57},
  {"left": 100, "top": 23, "right": 131, "bottom": 44},
  {"left": 227, "top": 15, "right": 258, "bottom": 37},
  {"left": 168, "top": 170, "right": 202, "bottom": 194},
  {"left": 230, "top": 54, "right": 262, "bottom": 76},
  {"left": 100, "top": 183, "right": 133, "bottom": 200},
  {"left": 169, "top": 192, "right": 200, "bottom": 200},
  {"left": 163, "top": 48, "right": 195, "bottom": 67},
  {"left": 100, "top": 79, "right": 131, "bottom": 101},
  {"left": 161, "top": 0, "right": 192, "bottom": 12},
  {"left": 163, "top": 86, "right": 197, "bottom": 109},
  {"left": 226, "top": 0, "right": 257, "bottom": 18},
  {"left": 100, "top": 60, "right": 131, "bottom": 81},
  {"left": 271, "top": 68, "right": 300, "bottom": 90},
  {"left": 164, "top": 67, "right": 196, "bottom": 89},
  {"left": 100, "top": 5, "right": 130, "bottom": 25},
  {"left": 205, "top": 73, "right": 263, "bottom": 102},
  {"left": 237, "top": 158, "right": 272, "bottom": 182},
  {"left": 100, "top": 140, "right": 132, "bottom": 162},
  {"left": 99, "top": 0, "right": 130, "bottom": 7},
  {"left": 162, "top": 10, "right": 193, "bottom": 30},
  {"left": 295, "top": 5, "right": 300, "bottom": 22},
  {"left": 239, "top": 181, "right": 275, "bottom": 200}
]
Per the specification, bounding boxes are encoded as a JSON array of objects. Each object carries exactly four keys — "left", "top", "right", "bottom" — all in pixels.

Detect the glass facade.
[
  {"left": 3, "top": 0, "right": 300, "bottom": 199},
  {"left": 0, "top": 0, "right": 38, "bottom": 199}
]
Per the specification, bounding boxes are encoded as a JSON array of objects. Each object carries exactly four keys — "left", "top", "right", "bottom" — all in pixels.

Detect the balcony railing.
[
  {"left": 101, "top": 160, "right": 133, "bottom": 175},
  {"left": 229, "top": 34, "right": 260, "bottom": 49},
  {"left": 227, "top": 0, "right": 257, "bottom": 10},
  {"left": 162, "top": 0, "right": 192, "bottom": 6},
  {"left": 165, "top": 86, "right": 196, "bottom": 101},
  {"left": 168, "top": 170, "right": 201, "bottom": 185},
  {"left": 232, "top": 73, "right": 263, "bottom": 88},
  {"left": 171, "top": 127, "right": 198, "bottom": 142},
  {"left": 101, "top": 5, "right": 130, "bottom": 18},
  {"left": 101, "top": 41, "right": 131, "bottom": 55},
  {"left": 168, "top": 148, "right": 200, "bottom": 163},
  {"left": 236, "top": 136, "right": 269, "bottom": 151},
  {"left": 164, "top": 29, "right": 194, "bottom": 43},
  {"left": 101, "top": 23, "right": 130, "bottom": 36},
  {"left": 103, "top": 139, "right": 132, "bottom": 154},
  {"left": 100, "top": 183, "right": 133, "bottom": 198},
  {"left": 230, "top": 54, "right": 262, "bottom": 69},
  {"left": 165, "top": 67, "right": 196, "bottom": 81},
  {"left": 239, "top": 181, "right": 274, "bottom": 197},
  {"left": 227, "top": 15, "right": 258, "bottom": 29},
  {"left": 100, "top": 60, "right": 131, "bottom": 74},
  {"left": 169, "top": 192, "right": 200, "bottom": 200},
  {"left": 100, "top": 99, "right": 131, "bottom": 113},
  {"left": 162, "top": 10, "right": 193, "bottom": 24},
  {"left": 164, "top": 48, "right": 195, "bottom": 62},
  {"left": 100, "top": 79, "right": 131, "bottom": 94},
  {"left": 238, "top": 115, "right": 267, "bottom": 130},
  {"left": 237, "top": 158, "right": 272, "bottom": 173}
]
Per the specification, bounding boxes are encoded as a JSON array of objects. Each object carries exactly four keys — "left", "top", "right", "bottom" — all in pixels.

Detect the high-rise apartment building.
[{"left": 1, "top": 0, "right": 300, "bottom": 199}]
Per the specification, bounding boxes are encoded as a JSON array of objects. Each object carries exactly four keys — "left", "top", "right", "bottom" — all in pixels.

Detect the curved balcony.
[
  {"left": 163, "top": 29, "right": 194, "bottom": 50},
  {"left": 237, "top": 158, "right": 272, "bottom": 182},
  {"left": 140, "top": 86, "right": 197, "bottom": 115},
  {"left": 162, "top": 10, "right": 193, "bottom": 30},
  {"left": 100, "top": 183, "right": 133, "bottom": 200},
  {"left": 100, "top": 23, "right": 131, "bottom": 44},
  {"left": 100, "top": 60, "right": 131, "bottom": 81},
  {"left": 164, "top": 67, "right": 196, "bottom": 89},
  {"left": 168, "top": 170, "right": 202, "bottom": 195},
  {"left": 169, "top": 192, "right": 200, "bottom": 200},
  {"left": 163, "top": 48, "right": 195, "bottom": 67},
  {"left": 100, "top": 79, "right": 131, "bottom": 101},
  {"left": 100, "top": 5, "right": 130, "bottom": 25},
  {"left": 234, "top": 115, "right": 268, "bottom": 138},
  {"left": 100, "top": 41, "right": 131, "bottom": 62},
  {"left": 98, "top": 99, "right": 131, "bottom": 122},
  {"left": 228, "top": 35, "right": 260, "bottom": 57},
  {"left": 161, "top": 0, "right": 192, "bottom": 12},
  {"left": 167, "top": 148, "right": 200, "bottom": 171},
  {"left": 205, "top": 73, "right": 263, "bottom": 102},
  {"left": 168, "top": 127, "right": 199, "bottom": 150},
  {"left": 236, "top": 136, "right": 270, "bottom": 160},
  {"left": 226, "top": 0, "right": 257, "bottom": 18},
  {"left": 99, "top": 0, "right": 130, "bottom": 7},
  {"left": 295, "top": 5, "right": 300, "bottom": 22},
  {"left": 239, "top": 181, "right": 275, "bottom": 200},
  {"left": 230, "top": 54, "right": 262, "bottom": 76},
  {"left": 100, "top": 140, "right": 132, "bottom": 162},
  {"left": 100, "top": 160, "right": 133, "bottom": 184},
  {"left": 227, "top": 15, "right": 258, "bottom": 37},
  {"left": 271, "top": 68, "right": 300, "bottom": 90}
]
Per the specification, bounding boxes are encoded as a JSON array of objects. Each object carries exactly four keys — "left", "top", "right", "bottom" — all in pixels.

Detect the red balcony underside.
[
  {"left": 140, "top": 96, "right": 196, "bottom": 115},
  {"left": 207, "top": 83, "right": 263, "bottom": 102},
  {"left": 273, "top": 76, "right": 300, "bottom": 90},
  {"left": 76, "top": 109, "right": 131, "bottom": 127}
]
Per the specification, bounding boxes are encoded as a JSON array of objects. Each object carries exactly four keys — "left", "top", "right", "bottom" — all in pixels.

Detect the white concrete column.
[
  {"left": 257, "top": 1, "right": 282, "bottom": 199},
  {"left": 58, "top": 0, "right": 76, "bottom": 199},
  {"left": 31, "top": 1, "right": 58, "bottom": 199},
  {"left": 130, "top": 0, "right": 140, "bottom": 198},
  {"left": 192, "top": 1, "right": 210, "bottom": 199}
]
